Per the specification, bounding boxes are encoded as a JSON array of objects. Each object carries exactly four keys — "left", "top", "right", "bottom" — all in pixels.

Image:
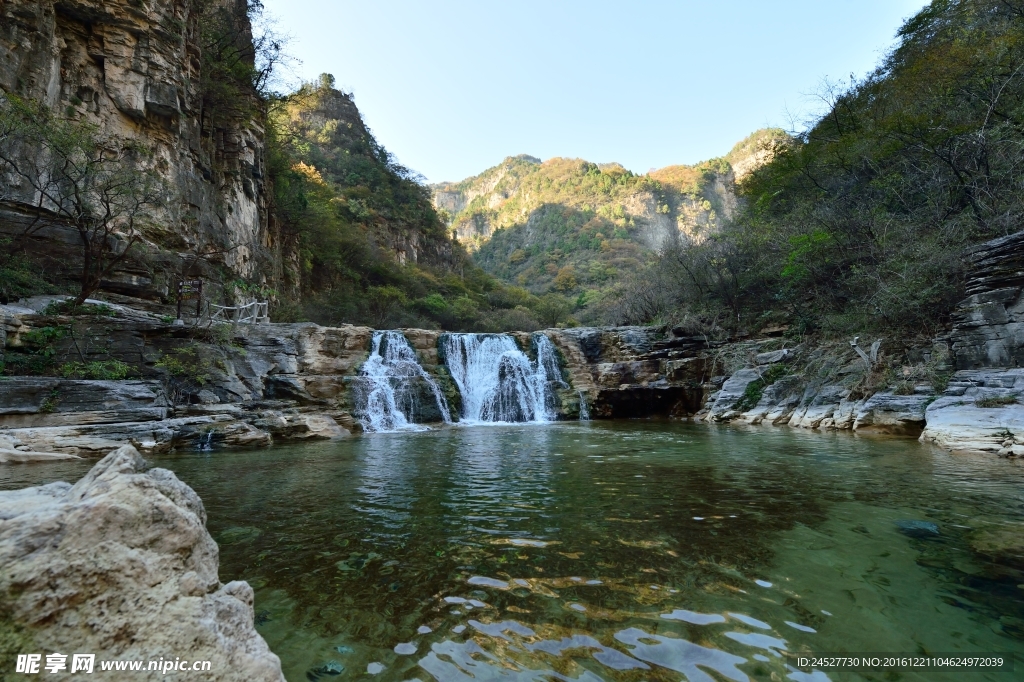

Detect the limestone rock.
[
  {"left": 920, "top": 369, "right": 1024, "bottom": 453},
  {"left": 707, "top": 368, "right": 761, "bottom": 421},
  {"left": 0, "top": 0, "right": 272, "bottom": 286},
  {"left": 788, "top": 384, "right": 850, "bottom": 429},
  {"left": 949, "top": 229, "right": 1024, "bottom": 369},
  {"left": 0, "top": 445, "right": 285, "bottom": 681},
  {"left": 253, "top": 413, "right": 349, "bottom": 441},
  {"left": 853, "top": 391, "right": 932, "bottom": 436},
  {"left": 0, "top": 448, "right": 81, "bottom": 463},
  {"left": 755, "top": 348, "right": 792, "bottom": 365},
  {"left": 967, "top": 521, "right": 1024, "bottom": 570},
  {"left": 1, "top": 415, "right": 231, "bottom": 456},
  {"left": 0, "top": 378, "right": 168, "bottom": 428}
]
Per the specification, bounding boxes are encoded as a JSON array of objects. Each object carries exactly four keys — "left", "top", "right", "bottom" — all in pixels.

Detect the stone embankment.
[
  {"left": 702, "top": 228, "right": 1024, "bottom": 456},
  {"left": 0, "top": 445, "right": 284, "bottom": 680}
]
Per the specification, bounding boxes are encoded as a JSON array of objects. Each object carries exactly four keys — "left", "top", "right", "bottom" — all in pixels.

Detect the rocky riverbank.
[
  {"left": 0, "top": 300, "right": 710, "bottom": 456},
  {"left": 699, "top": 228, "right": 1024, "bottom": 457},
  {"left": 2, "top": 230, "right": 1023, "bottom": 458},
  {"left": 0, "top": 445, "right": 284, "bottom": 680}
]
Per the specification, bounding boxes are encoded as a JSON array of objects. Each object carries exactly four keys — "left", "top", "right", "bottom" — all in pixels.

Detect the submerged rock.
[
  {"left": 968, "top": 521, "right": 1024, "bottom": 570},
  {"left": 306, "top": 660, "right": 345, "bottom": 680},
  {"left": 0, "top": 445, "right": 284, "bottom": 681},
  {"left": 894, "top": 519, "right": 941, "bottom": 539}
]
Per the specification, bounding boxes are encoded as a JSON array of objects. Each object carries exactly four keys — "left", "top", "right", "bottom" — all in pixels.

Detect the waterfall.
[
  {"left": 354, "top": 331, "right": 452, "bottom": 433},
  {"left": 441, "top": 333, "right": 566, "bottom": 423},
  {"left": 197, "top": 430, "right": 215, "bottom": 452},
  {"left": 578, "top": 391, "right": 591, "bottom": 421}
]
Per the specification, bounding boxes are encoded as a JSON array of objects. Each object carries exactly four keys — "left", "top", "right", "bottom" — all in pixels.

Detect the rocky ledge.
[
  {"left": 0, "top": 299, "right": 710, "bottom": 456},
  {"left": 701, "top": 356, "right": 1024, "bottom": 455},
  {"left": 0, "top": 445, "right": 284, "bottom": 681}
]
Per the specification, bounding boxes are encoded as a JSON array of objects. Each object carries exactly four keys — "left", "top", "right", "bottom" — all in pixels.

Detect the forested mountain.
[
  {"left": 431, "top": 130, "right": 786, "bottom": 322},
  {"left": 266, "top": 77, "right": 585, "bottom": 330},
  {"left": 4, "top": 0, "right": 1020, "bottom": 341},
  {"left": 0, "top": 0, "right": 581, "bottom": 332},
  {"left": 610, "top": 0, "right": 1024, "bottom": 341}
]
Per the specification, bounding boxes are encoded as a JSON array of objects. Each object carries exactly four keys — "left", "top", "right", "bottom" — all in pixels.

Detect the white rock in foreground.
[{"left": 0, "top": 445, "right": 284, "bottom": 681}]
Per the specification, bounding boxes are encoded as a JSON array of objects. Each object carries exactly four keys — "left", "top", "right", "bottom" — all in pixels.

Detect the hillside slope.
[
  {"left": 431, "top": 130, "right": 786, "bottom": 304},
  {"left": 612, "top": 0, "right": 1024, "bottom": 338}
]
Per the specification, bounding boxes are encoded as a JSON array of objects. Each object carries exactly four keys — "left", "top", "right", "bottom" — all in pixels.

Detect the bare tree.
[{"left": 0, "top": 96, "right": 163, "bottom": 304}]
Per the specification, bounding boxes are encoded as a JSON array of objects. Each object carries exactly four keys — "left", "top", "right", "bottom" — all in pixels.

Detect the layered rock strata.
[
  {"left": 0, "top": 445, "right": 285, "bottom": 681},
  {"left": 0, "top": 0, "right": 272, "bottom": 299},
  {"left": 1, "top": 300, "right": 714, "bottom": 453}
]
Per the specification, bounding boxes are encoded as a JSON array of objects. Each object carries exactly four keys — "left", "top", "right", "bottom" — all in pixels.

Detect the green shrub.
[
  {"left": 41, "top": 300, "right": 117, "bottom": 317},
  {"left": 57, "top": 360, "right": 132, "bottom": 380},
  {"left": 734, "top": 363, "right": 790, "bottom": 412},
  {"left": 155, "top": 346, "right": 211, "bottom": 386}
]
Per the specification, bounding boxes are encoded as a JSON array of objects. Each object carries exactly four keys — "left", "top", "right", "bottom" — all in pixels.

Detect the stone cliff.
[
  {"left": 1, "top": 0, "right": 272, "bottom": 301},
  {"left": 0, "top": 444, "right": 285, "bottom": 680}
]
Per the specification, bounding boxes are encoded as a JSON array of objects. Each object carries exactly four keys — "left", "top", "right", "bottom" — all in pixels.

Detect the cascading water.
[
  {"left": 197, "top": 430, "right": 215, "bottom": 452},
  {"left": 354, "top": 331, "right": 452, "bottom": 433},
  {"left": 441, "top": 333, "right": 566, "bottom": 423},
  {"left": 578, "top": 391, "right": 591, "bottom": 421}
]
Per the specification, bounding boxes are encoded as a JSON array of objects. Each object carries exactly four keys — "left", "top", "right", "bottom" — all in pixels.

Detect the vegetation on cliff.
[
  {"left": 613, "top": 0, "right": 1024, "bottom": 341},
  {"left": 264, "top": 76, "right": 577, "bottom": 331},
  {"left": 0, "top": 97, "right": 162, "bottom": 305}
]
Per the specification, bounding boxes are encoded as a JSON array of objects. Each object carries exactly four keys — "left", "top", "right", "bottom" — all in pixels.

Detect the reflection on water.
[{"left": 4, "top": 422, "right": 1024, "bottom": 681}]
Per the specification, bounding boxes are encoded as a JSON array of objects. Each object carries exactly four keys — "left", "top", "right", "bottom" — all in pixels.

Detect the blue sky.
[{"left": 261, "top": 0, "right": 929, "bottom": 183}]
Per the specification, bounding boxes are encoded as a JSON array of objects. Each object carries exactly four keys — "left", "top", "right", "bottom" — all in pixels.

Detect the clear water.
[{"left": 3, "top": 423, "right": 1023, "bottom": 682}]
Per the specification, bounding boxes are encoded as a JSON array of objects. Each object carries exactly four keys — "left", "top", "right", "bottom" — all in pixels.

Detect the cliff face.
[
  {"left": 0, "top": 0, "right": 272, "bottom": 296},
  {"left": 947, "top": 229, "right": 1024, "bottom": 370}
]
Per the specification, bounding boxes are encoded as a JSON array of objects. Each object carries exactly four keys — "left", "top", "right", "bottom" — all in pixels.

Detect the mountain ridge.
[{"left": 429, "top": 129, "right": 788, "bottom": 315}]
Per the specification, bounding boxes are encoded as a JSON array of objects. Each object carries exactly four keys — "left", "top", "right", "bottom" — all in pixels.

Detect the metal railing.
[{"left": 210, "top": 300, "right": 269, "bottom": 325}]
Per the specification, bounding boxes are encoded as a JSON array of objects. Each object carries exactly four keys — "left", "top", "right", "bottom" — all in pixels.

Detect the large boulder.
[
  {"left": 853, "top": 391, "right": 933, "bottom": 436},
  {"left": 0, "top": 445, "right": 284, "bottom": 681}
]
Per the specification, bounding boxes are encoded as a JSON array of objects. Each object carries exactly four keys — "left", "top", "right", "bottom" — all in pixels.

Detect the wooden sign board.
[
  {"left": 176, "top": 279, "right": 203, "bottom": 318},
  {"left": 177, "top": 279, "right": 203, "bottom": 299}
]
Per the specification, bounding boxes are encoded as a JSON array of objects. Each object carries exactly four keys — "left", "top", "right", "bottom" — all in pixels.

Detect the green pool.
[{"left": 4, "top": 422, "right": 1022, "bottom": 681}]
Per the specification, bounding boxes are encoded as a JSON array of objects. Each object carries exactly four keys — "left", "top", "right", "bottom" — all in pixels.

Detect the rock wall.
[
  {"left": 546, "top": 326, "right": 709, "bottom": 418},
  {"left": 0, "top": 0, "right": 273, "bottom": 298},
  {"left": 0, "top": 445, "right": 285, "bottom": 681},
  {"left": 947, "top": 230, "right": 1024, "bottom": 369},
  {"left": 0, "top": 300, "right": 367, "bottom": 454}
]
